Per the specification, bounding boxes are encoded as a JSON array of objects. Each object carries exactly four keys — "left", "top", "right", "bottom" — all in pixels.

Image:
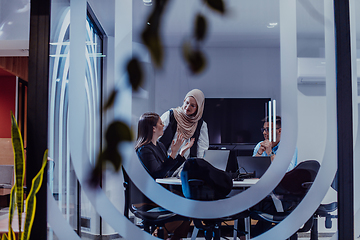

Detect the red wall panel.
[{"left": 0, "top": 76, "right": 16, "bottom": 138}]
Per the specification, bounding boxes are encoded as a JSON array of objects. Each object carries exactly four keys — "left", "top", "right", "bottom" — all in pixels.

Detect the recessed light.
[
  {"left": 143, "top": 0, "right": 152, "bottom": 6},
  {"left": 267, "top": 22, "right": 278, "bottom": 28}
]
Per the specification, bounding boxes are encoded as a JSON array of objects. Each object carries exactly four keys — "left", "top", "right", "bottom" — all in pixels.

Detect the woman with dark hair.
[
  {"left": 134, "top": 112, "right": 193, "bottom": 239},
  {"left": 159, "top": 89, "right": 209, "bottom": 177},
  {"left": 135, "top": 112, "right": 194, "bottom": 179}
]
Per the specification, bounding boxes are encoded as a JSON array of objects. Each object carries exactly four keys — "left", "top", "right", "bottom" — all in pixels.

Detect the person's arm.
[
  {"left": 169, "top": 134, "right": 185, "bottom": 159},
  {"left": 197, "top": 121, "right": 209, "bottom": 158},
  {"left": 160, "top": 111, "right": 170, "bottom": 129},
  {"left": 286, "top": 147, "right": 298, "bottom": 172},
  {"left": 253, "top": 142, "right": 263, "bottom": 156},
  {"left": 159, "top": 110, "right": 173, "bottom": 153},
  {"left": 137, "top": 145, "right": 178, "bottom": 179},
  {"left": 180, "top": 138, "right": 195, "bottom": 157}
]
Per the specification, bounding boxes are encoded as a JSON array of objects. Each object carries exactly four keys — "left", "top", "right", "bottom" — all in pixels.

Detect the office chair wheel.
[{"left": 204, "top": 230, "right": 212, "bottom": 240}]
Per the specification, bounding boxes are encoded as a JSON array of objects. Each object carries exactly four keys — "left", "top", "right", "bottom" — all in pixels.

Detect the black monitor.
[{"left": 202, "top": 98, "right": 271, "bottom": 145}]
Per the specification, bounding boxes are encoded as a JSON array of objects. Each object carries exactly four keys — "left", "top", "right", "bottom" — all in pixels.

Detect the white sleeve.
[
  {"left": 197, "top": 121, "right": 209, "bottom": 158},
  {"left": 159, "top": 111, "right": 173, "bottom": 153},
  {"left": 160, "top": 111, "right": 170, "bottom": 129}
]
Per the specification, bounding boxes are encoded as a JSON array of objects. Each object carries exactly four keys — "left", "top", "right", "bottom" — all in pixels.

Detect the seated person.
[
  {"left": 135, "top": 112, "right": 194, "bottom": 240},
  {"left": 253, "top": 116, "right": 297, "bottom": 172},
  {"left": 250, "top": 116, "right": 298, "bottom": 237},
  {"left": 135, "top": 112, "right": 194, "bottom": 179}
]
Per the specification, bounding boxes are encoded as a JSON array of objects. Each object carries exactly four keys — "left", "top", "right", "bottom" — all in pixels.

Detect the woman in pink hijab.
[{"left": 159, "top": 89, "right": 209, "bottom": 170}]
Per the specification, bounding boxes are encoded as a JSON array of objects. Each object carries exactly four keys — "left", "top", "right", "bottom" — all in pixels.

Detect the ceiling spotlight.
[
  {"left": 267, "top": 22, "right": 278, "bottom": 28},
  {"left": 143, "top": 0, "right": 152, "bottom": 6}
]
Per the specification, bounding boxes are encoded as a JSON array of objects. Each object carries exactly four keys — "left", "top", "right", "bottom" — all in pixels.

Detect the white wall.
[
  {"left": 131, "top": 46, "right": 282, "bottom": 141},
  {"left": 297, "top": 84, "right": 327, "bottom": 163},
  {"left": 297, "top": 84, "right": 338, "bottom": 232},
  {"left": 154, "top": 47, "right": 281, "bottom": 116}
]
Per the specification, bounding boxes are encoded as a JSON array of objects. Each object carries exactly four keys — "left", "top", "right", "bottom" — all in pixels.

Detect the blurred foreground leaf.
[
  {"left": 203, "top": 0, "right": 225, "bottom": 14},
  {"left": 103, "top": 89, "right": 117, "bottom": 111},
  {"left": 182, "top": 41, "right": 207, "bottom": 74},
  {"left": 195, "top": 14, "right": 207, "bottom": 41},
  {"left": 89, "top": 121, "right": 132, "bottom": 187},
  {"left": 127, "top": 57, "right": 143, "bottom": 91},
  {"left": 105, "top": 121, "right": 132, "bottom": 146},
  {"left": 141, "top": 0, "right": 169, "bottom": 67},
  {"left": 142, "top": 27, "right": 163, "bottom": 67}
]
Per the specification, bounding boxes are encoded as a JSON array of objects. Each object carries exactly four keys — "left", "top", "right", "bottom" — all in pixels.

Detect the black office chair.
[
  {"left": 249, "top": 160, "right": 336, "bottom": 240},
  {"left": 308, "top": 201, "right": 337, "bottom": 240},
  {"left": 123, "top": 169, "right": 188, "bottom": 238},
  {"left": 181, "top": 158, "right": 249, "bottom": 240},
  {"left": 307, "top": 172, "right": 338, "bottom": 240}
]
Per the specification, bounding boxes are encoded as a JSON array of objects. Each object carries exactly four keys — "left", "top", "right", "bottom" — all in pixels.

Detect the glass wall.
[
  {"left": 45, "top": 0, "right": 346, "bottom": 239},
  {"left": 47, "top": 1, "right": 104, "bottom": 238}
]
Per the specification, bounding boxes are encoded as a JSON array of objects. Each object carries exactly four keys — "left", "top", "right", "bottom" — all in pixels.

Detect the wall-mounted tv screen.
[{"left": 202, "top": 98, "right": 271, "bottom": 144}]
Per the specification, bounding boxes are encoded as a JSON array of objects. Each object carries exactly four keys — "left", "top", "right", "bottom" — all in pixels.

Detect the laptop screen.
[
  {"left": 203, "top": 149, "right": 230, "bottom": 171},
  {"left": 236, "top": 156, "right": 272, "bottom": 178}
]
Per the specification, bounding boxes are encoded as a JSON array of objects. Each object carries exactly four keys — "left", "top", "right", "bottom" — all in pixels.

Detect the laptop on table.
[
  {"left": 203, "top": 149, "right": 230, "bottom": 171},
  {"left": 236, "top": 156, "right": 272, "bottom": 178}
]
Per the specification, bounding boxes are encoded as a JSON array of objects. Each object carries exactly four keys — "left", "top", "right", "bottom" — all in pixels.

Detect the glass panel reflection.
[{"left": 48, "top": 4, "right": 104, "bottom": 239}]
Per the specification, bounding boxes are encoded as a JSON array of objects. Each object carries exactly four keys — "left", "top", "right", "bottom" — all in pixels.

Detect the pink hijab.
[{"left": 172, "top": 89, "right": 205, "bottom": 139}]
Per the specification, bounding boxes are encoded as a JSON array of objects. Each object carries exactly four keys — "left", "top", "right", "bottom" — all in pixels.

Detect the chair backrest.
[
  {"left": 274, "top": 160, "right": 320, "bottom": 196},
  {"left": 181, "top": 158, "right": 233, "bottom": 200},
  {"left": 122, "top": 169, "right": 155, "bottom": 218}
]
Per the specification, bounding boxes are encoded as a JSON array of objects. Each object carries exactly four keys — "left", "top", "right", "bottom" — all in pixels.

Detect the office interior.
[{"left": 0, "top": 0, "right": 357, "bottom": 239}]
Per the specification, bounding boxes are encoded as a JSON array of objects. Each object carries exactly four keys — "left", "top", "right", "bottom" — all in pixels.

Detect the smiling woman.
[
  {"left": 133, "top": 112, "right": 194, "bottom": 239},
  {"left": 159, "top": 89, "right": 209, "bottom": 160},
  {"left": 135, "top": 112, "right": 193, "bottom": 179}
]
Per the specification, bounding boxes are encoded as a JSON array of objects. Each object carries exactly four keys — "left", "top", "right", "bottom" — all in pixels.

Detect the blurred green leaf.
[
  {"left": 127, "top": 57, "right": 143, "bottom": 91},
  {"left": 100, "top": 148, "right": 122, "bottom": 171},
  {"left": 89, "top": 121, "right": 132, "bottom": 187},
  {"left": 142, "top": 22, "right": 163, "bottom": 67},
  {"left": 195, "top": 14, "right": 207, "bottom": 41},
  {"left": 89, "top": 161, "right": 102, "bottom": 187},
  {"left": 105, "top": 121, "right": 132, "bottom": 146},
  {"left": 203, "top": 0, "right": 225, "bottom": 14},
  {"left": 188, "top": 50, "right": 207, "bottom": 74},
  {"left": 182, "top": 41, "right": 207, "bottom": 74},
  {"left": 103, "top": 89, "right": 117, "bottom": 110},
  {"left": 141, "top": 0, "right": 169, "bottom": 67}
]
